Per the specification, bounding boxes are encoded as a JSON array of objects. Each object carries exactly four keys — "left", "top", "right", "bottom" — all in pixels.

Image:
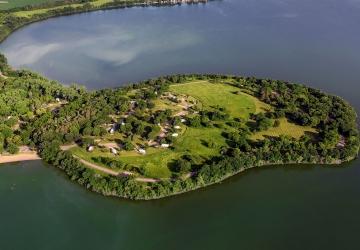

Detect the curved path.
[
  {"left": 74, "top": 156, "right": 160, "bottom": 183},
  {"left": 75, "top": 156, "right": 119, "bottom": 176}
]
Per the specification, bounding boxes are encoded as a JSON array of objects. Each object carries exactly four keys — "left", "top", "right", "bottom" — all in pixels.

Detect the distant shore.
[{"left": 0, "top": 0, "right": 208, "bottom": 43}]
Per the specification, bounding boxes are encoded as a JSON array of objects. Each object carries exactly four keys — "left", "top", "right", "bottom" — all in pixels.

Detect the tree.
[
  {"left": 172, "top": 159, "right": 192, "bottom": 173},
  {"left": 0, "top": 133, "right": 4, "bottom": 153},
  {"left": 82, "top": 126, "right": 92, "bottom": 136},
  {"left": 147, "top": 125, "right": 160, "bottom": 140},
  {"left": 274, "top": 120, "right": 281, "bottom": 127},
  {"left": 189, "top": 116, "right": 201, "bottom": 128},
  {"left": 92, "top": 127, "right": 101, "bottom": 136},
  {"left": 81, "top": 138, "right": 94, "bottom": 148},
  {"left": 123, "top": 139, "right": 134, "bottom": 151},
  {"left": 6, "top": 143, "right": 19, "bottom": 154},
  {"left": 134, "top": 122, "right": 145, "bottom": 135},
  {"left": 0, "top": 124, "right": 13, "bottom": 138},
  {"left": 253, "top": 113, "right": 274, "bottom": 131},
  {"left": 320, "top": 129, "right": 340, "bottom": 149}
]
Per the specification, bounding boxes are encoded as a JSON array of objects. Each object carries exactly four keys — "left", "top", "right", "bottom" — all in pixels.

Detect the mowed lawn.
[
  {"left": 170, "top": 81, "right": 270, "bottom": 119},
  {"left": 252, "top": 118, "right": 317, "bottom": 140}
]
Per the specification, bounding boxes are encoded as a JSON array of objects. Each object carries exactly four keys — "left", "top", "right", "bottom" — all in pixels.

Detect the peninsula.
[
  {"left": 0, "top": 0, "right": 358, "bottom": 200},
  {"left": 0, "top": 53, "right": 358, "bottom": 199}
]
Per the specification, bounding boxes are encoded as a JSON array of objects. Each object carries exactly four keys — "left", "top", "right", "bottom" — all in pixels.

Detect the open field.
[
  {"left": 14, "top": 2, "right": 83, "bottom": 17},
  {"left": 153, "top": 98, "right": 182, "bottom": 113},
  {"left": 13, "top": 0, "right": 116, "bottom": 17},
  {"left": 252, "top": 118, "right": 318, "bottom": 140},
  {"left": 91, "top": 0, "right": 113, "bottom": 7},
  {"left": 0, "top": 0, "right": 57, "bottom": 10},
  {"left": 170, "top": 81, "right": 270, "bottom": 118}
]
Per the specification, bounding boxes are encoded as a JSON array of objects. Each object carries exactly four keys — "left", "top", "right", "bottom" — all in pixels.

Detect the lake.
[{"left": 0, "top": 0, "right": 360, "bottom": 249}]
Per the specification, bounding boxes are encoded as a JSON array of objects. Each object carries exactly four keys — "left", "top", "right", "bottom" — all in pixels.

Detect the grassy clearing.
[
  {"left": 174, "top": 126, "right": 226, "bottom": 156},
  {"left": 71, "top": 145, "right": 176, "bottom": 179},
  {"left": 251, "top": 118, "right": 317, "bottom": 140},
  {"left": 0, "top": 0, "right": 57, "bottom": 10},
  {"left": 14, "top": 3, "right": 82, "bottom": 17},
  {"left": 153, "top": 98, "right": 182, "bottom": 113},
  {"left": 170, "top": 81, "right": 270, "bottom": 119},
  {"left": 13, "top": 0, "right": 117, "bottom": 18},
  {"left": 70, "top": 126, "right": 228, "bottom": 179},
  {"left": 91, "top": 0, "right": 113, "bottom": 7}
]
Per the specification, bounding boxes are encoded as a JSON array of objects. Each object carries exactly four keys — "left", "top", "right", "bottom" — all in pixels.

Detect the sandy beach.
[{"left": 0, "top": 153, "right": 41, "bottom": 164}]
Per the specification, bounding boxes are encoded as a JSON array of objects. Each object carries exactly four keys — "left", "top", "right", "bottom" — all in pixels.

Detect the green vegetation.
[
  {"left": 251, "top": 117, "right": 317, "bottom": 140},
  {"left": 170, "top": 81, "right": 261, "bottom": 118},
  {"left": 70, "top": 125, "right": 227, "bottom": 179},
  {"left": 0, "top": 0, "right": 358, "bottom": 200},
  {"left": 1, "top": 53, "right": 358, "bottom": 199},
  {"left": 0, "top": 0, "right": 58, "bottom": 10}
]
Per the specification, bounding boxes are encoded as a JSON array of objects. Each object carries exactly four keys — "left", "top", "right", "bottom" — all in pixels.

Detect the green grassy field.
[
  {"left": 153, "top": 98, "right": 182, "bottom": 113},
  {"left": 170, "top": 81, "right": 270, "bottom": 119},
  {"left": 71, "top": 126, "right": 228, "bottom": 179},
  {"left": 0, "top": 0, "right": 58, "bottom": 10},
  {"left": 251, "top": 118, "right": 317, "bottom": 140},
  {"left": 12, "top": 0, "right": 115, "bottom": 17},
  {"left": 13, "top": 2, "right": 83, "bottom": 17}
]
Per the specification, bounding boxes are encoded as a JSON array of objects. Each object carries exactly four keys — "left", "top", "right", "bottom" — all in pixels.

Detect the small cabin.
[
  {"left": 138, "top": 148, "right": 146, "bottom": 155},
  {"left": 172, "top": 133, "right": 179, "bottom": 137},
  {"left": 161, "top": 144, "right": 170, "bottom": 148},
  {"left": 110, "top": 147, "right": 118, "bottom": 155},
  {"left": 180, "top": 118, "right": 186, "bottom": 123},
  {"left": 174, "top": 125, "right": 181, "bottom": 130}
]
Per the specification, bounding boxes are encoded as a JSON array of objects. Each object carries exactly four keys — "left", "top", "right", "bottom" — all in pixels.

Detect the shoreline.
[
  {"left": 0, "top": 152, "right": 41, "bottom": 164},
  {"left": 90, "top": 158, "right": 355, "bottom": 201},
  {"left": 0, "top": 3, "right": 358, "bottom": 200},
  {"left": 0, "top": 0, "right": 208, "bottom": 43},
  {"left": 0, "top": 149, "right": 356, "bottom": 201}
]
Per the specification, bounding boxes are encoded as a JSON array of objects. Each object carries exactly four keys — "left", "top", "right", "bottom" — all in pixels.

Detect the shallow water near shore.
[{"left": 0, "top": 0, "right": 360, "bottom": 249}]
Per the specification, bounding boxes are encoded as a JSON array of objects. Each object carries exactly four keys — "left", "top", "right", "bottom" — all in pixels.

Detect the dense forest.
[{"left": 0, "top": 52, "right": 358, "bottom": 200}]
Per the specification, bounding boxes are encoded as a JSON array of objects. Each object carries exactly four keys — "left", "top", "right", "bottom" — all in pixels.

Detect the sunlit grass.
[
  {"left": 251, "top": 118, "right": 317, "bottom": 140},
  {"left": 0, "top": 0, "right": 55, "bottom": 10},
  {"left": 13, "top": 0, "right": 117, "bottom": 17},
  {"left": 14, "top": 3, "right": 83, "bottom": 17},
  {"left": 70, "top": 125, "right": 228, "bottom": 179},
  {"left": 170, "top": 80, "right": 270, "bottom": 119}
]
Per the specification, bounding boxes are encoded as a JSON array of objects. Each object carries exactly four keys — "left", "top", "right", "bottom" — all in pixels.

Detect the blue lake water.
[{"left": 0, "top": 1, "right": 359, "bottom": 249}]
